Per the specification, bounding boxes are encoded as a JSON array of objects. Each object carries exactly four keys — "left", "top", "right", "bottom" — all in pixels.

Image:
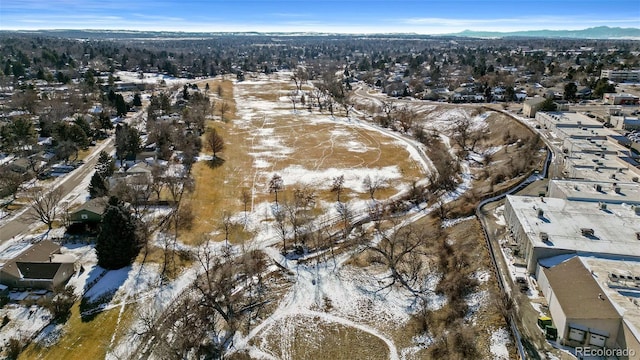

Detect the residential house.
[
  {"left": 0, "top": 240, "right": 76, "bottom": 291},
  {"left": 69, "top": 197, "right": 108, "bottom": 224}
]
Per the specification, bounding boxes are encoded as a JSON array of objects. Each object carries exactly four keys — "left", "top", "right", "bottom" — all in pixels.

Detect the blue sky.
[{"left": 1, "top": 0, "right": 639, "bottom": 33}]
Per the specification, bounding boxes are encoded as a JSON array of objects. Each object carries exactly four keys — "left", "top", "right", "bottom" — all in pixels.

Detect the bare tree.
[
  {"left": 291, "top": 67, "right": 308, "bottom": 91},
  {"left": 452, "top": 118, "right": 470, "bottom": 149},
  {"left": 293, "top": 186, "right": 316, "bottom": 209},
  {"left": 268, "top": 173, "right": 284, "bottom": 204},
  {"left": 311, "top": 88, "right": 324, "bottom": 111},
  {"left": 220, "top": 211, "right": 234, "bottom": 244},
  {"left": 219, "top": 100, "right": 230, "bottom": 122},
  {"left": 380, "top": 99, "right": 396, "bottom": 127},
  {"left": 335, "top": 201, "right": 354, "bottom": 239},
  {"left": 340, "top": 96, "right": 354, "bottom": 118},
  {"left": 161, "top": 173, "right": 194, "bottom": 278},
  {"left": 397, "top": 105, "right": 417, "bottom": 133},
  {"left": 241, "top": 187, "right": 251, "bottom": 224},
  {"left": 110, "top": 178, "right": 151, "bottom": 220},
  {"left": 288, "top": 90, "right": 299, "bottom": 113},
  {"left": 148, "top": 239, "right": 266, "bottom": 358},
  {"left": 273, "top": 206, "right": 288, "bottom": 254},
  {"left": 0, "top": 166, "right": 23, "bottom": 200},
  {"left": 25, "top": 187, "right": 64, "bottom": 231},
  {"left": 367, "top": 222, "right": 433, "bottom": 295},
  {"left": 331, "top": 174, "right": 345, "bottom": 202},
  {"left": 363, "top": 175, "right": 385, "bottom": 201},
  {"left": 205, "top": 128, "right": 225, "bottom": 158}
]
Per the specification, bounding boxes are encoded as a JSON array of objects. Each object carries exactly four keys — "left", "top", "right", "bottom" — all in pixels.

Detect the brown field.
[
  {"left": 182, "top": 75, "right": 424, "bottom": 244},
  {"left": 254, "top": 316, "right": 390, "bottom": 360},
  {"left": 20, "top": 303, "right": 133, "bottom": 360}
]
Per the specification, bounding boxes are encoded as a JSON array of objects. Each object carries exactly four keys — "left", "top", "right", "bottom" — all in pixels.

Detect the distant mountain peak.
[{"left": 446, "top": 26, "right": 640, "bottom": 40}]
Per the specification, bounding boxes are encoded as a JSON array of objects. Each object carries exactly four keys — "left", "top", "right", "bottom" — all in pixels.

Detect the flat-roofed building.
[
  {"left": 604, "top": 93, "right": 640, "bottom": 106},
  {"left": 601, "top": 70, "right": 640, "bottom": 83},
  {"left": 547, "top": 179, "right": 640, "bottom": 205},
  {"left": 536, "top": 112, "right": 603, "bottom": 133},
  {"left": 504, "top": 195, "right": 640, "bottom": 274},
  {"left": 564, "top": 153, "right": 640, "bottom": 183}
]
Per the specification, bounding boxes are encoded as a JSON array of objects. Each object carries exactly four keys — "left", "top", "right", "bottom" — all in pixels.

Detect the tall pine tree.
[
  {"left": 88, "top": 172, "right": 108, "bottom": 199},
  {"left": 96, "top": 197, "right": 142, "bottom": 269}
]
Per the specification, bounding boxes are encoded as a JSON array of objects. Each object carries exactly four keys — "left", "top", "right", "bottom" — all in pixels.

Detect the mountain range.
[
  {"left": 447, "top": 26, "right": 640, "bottom": 39},
  {"left": 2, "top": 26, "right": 639, "bottom": 40}
]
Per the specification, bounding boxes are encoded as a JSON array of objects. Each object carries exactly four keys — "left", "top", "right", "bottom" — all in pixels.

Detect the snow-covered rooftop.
[
  {"left": 548, "top": 179, "right": 640, "bottom": 205},
  {"left": 537, "top": 111, "right": 603, "bottom": 129},
  {"left": 506, "top": 195, "right": 640, "bottom": 258},
  {"left": 580, "top": 256, "right": 640, "bottom": 345}
]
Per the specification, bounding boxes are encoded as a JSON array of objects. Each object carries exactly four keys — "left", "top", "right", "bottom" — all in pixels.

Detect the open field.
[
  {"left": 10, "top": 72, "right": 545, "bottom": 360},
  {"left": 182, "top": 73, "right": 424, "bottom": 245},
  {"left": 19, "top": 304, "right": 132, "bottom": 360}
]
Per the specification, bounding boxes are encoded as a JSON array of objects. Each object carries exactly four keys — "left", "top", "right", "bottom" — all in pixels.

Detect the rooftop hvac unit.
[
  {"left": 540, "top": 232, "right": 549, "bottom": 241},
  {"left": 633, "top": 177, "right": 639, "bottom": 183},
  {"left": 537, "top": 208, "right": 544, "bottom": 218},
  {"left": 637, "top": 232, "right": 640, "bottom": 241},
  {"left": 599, "top": 202, "right": 607, "bottom": 210},
  {"left": 615, "top": 186, "right": 621, "bottom": 194},
  {"left": 610, "top": 273, "right": 620, "bottom": 282},
  {"left": 595, "top": 184, "right": 603, "bottom": 192},
  {"left": 581, "top": 228, "right": 595, "bottom": 236}
]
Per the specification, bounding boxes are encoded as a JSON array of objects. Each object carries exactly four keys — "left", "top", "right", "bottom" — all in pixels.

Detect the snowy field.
[{"left": 3, "top": 72, "right": 512, "bottom": 359}]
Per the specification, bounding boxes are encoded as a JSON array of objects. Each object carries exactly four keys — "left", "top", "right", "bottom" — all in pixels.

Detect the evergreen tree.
[
  {"left": 96, "top": 197, "right": 142, "bottom": 269},
  {"left": 96, "top": 151, "right": 115, "bottom": 177},
  {"left": 540, "top": 97, "right": 558, "bottom": 112},
  {"left": 115, "top": 94, "right": 129, "bottom": 116},
  {"left": 88, "top": 172, "right": 108, "bottom": 199},
  {"left": 593, "top": 78, "right": 616, "bottom": 98},
  {"left": 564, "top": 82, "right": 578, "bottom": 101},
  {"left": 132, "top": 93, "right": 142, "bottom": 107}
]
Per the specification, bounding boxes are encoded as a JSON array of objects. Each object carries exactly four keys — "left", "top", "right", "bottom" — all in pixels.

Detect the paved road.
[{"left": 0, "top": 138, "right": 114, "bottom": 243}]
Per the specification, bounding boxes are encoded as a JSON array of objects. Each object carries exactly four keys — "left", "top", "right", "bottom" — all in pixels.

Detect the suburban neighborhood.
[{"left": 0, "top": 15, "right": 639, "bottom": 360}]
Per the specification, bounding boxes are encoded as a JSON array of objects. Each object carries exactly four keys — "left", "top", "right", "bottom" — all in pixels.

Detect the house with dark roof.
[
  {"left": 69, "top": 197, "right": 108, "bottom": 224},
  {"left": 0, "top": 240, "right": 76, "bottom": 290},
  {"left": 538, "top": 257, "right": 621, "bottom": 348}
]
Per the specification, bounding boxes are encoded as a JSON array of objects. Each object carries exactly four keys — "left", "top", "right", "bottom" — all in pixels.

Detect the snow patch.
[{"left": 490, "top": 327, "right": 511, "bottom": 359}]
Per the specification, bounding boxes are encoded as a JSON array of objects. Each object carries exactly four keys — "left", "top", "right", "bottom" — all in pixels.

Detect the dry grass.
[
  {"left": 255, "top": 316, "right": 390, "bottom": 360},
  {"left": 181, "top": 77, "right": 424, "bottom": 245},
  {"left": 19, "top": 303, "right": 133, "bottom": 360}
]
